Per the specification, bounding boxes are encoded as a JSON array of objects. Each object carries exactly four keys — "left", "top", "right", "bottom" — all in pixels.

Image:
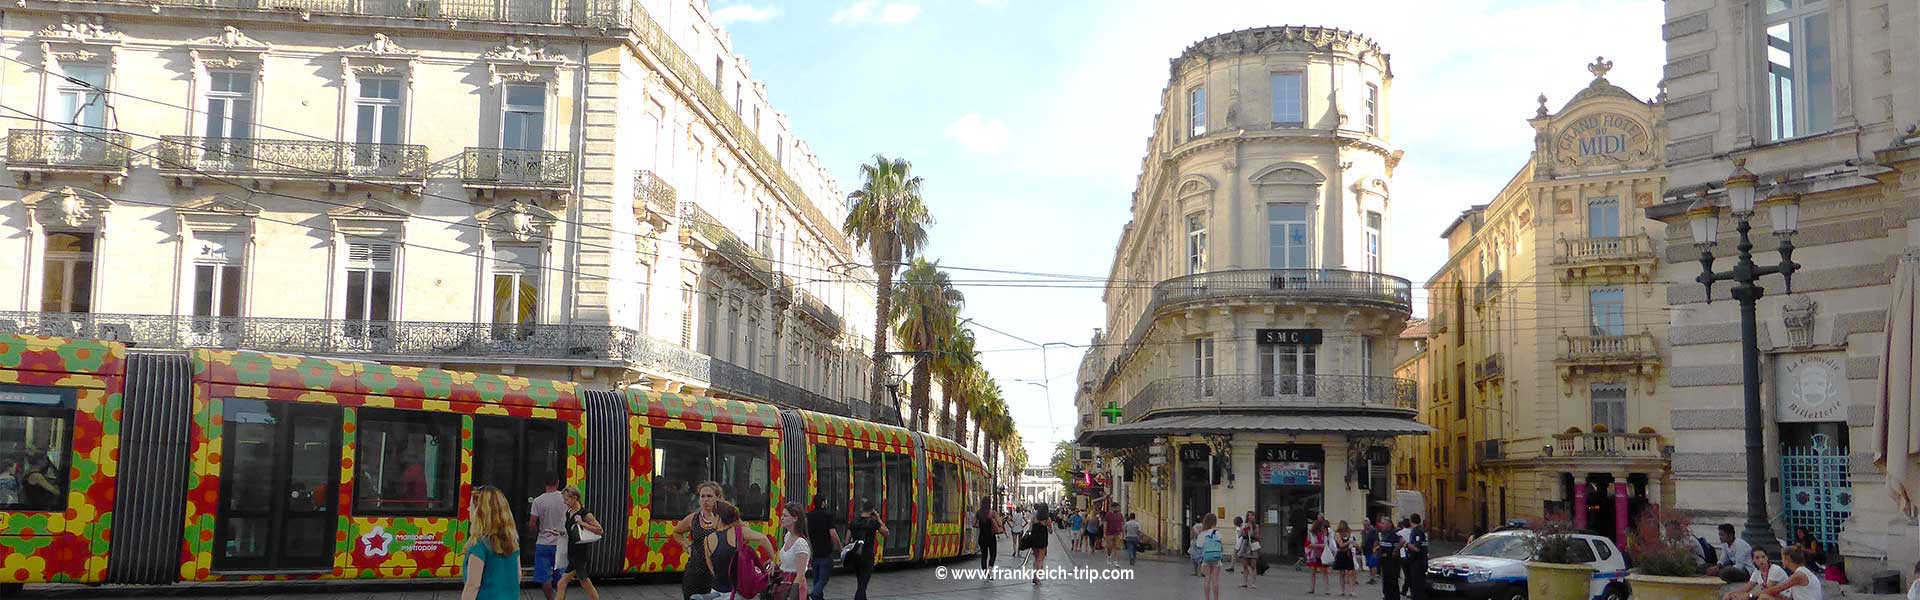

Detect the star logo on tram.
[{"left": 361, "top": 525, "right": 395, "bottom": 558}]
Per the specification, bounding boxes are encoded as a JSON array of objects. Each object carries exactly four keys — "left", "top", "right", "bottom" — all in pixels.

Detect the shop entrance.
[
  {"left": 1179, "top": 444, "right": 1212, "bottom": 550},
  {"left": 1255, "top": 444, "right": 1324, "bottom": 560}
]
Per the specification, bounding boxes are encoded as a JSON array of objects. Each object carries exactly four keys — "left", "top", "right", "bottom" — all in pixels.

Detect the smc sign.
[{"left": 1257, "top": 329, "right": 1322, "bottom": 345}]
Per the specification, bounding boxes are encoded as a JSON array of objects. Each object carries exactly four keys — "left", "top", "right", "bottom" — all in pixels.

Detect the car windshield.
[{"left": 1456, "top": 534, "right": 1533, "bottom": 560}]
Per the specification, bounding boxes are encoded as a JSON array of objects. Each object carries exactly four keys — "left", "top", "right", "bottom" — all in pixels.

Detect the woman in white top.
[
  {"left": 773, "top": 502, "right": 811, "bottom": 600},
  {"left": 1761, "top": 548, "right": 1823, "bottom": 600},
  {"left": 1724, "top": 548, "right": 1788, "bottom": 600}
]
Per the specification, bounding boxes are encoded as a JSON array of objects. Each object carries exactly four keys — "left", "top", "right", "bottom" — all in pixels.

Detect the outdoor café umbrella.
[{"left": 1874, "top": 250, "right": 1920, "bottom": 519}]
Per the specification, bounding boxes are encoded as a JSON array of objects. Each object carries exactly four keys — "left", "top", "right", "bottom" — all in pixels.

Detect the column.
[
  {"left": 1613, "top": 482, "right": 1629, "bottom": 543},
  {"left": 1573, "top": 482, "right": 1588, "bottom": 530}
]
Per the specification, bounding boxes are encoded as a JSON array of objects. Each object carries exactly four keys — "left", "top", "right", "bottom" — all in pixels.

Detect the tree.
[
  {"left": 1049, "top": 440, "right": 1075, "bottom": 487},
  {"left": 933, "top": 325, "right": 977, "bottom": 443},
  {"left": 843, "top": 155, "right": 932, "bottom": 420},
  {"left": 892, "top": 258, "right": 961, "bottom": 432}
]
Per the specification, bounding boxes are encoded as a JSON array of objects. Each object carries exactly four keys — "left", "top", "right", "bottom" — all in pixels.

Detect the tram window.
[
  {"left": 0, "top": 384, "right": 75, "bottom": 512},
  {"left": 354, "top": 409, "right": 458, "bottom": 516},
  {"left": 813, "top": 444, "right": 849, "bottom": 521},
  {"left": 882, "top": 452, "right": 912, "bottom": 555},
  {"left": 715, "top": 434, "right": 770, "bottom": 521},
  {"left": 851, "top": 449, "right": 883, "bottom": 514},
  {"left": 932, "top": 462, "right": 958, "bottom": 523},
  {"left": 651, "top": 429, "right": 712, "bottom": 518}
]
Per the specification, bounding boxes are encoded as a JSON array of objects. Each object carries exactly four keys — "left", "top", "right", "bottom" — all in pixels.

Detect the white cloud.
[
  {"left": 832, "top": 0, "right": 921, "bottom": 25},
  {"left": 712, "top": 4, "right": 782, "bottom": 25},
  {"left": 944, "top": 112, "right": 1010, "bottom": 155}
]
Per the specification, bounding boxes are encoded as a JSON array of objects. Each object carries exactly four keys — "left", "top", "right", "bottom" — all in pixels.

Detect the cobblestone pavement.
[{"left": 17, "top": 531, "right": 1908, "bottom": 600}]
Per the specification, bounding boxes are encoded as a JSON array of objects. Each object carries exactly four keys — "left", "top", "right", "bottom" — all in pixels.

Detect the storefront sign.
[
  {"left": 1776, "top": 353, "right": 1850, "bottom": 423},
  {"left": 1257, "top": 329, "right": 1322, "bottom": 345},
  {"left": 1257, "top": 445, "right": 1324, "bottom": 462},
  {"left": 1554, "top": 112, "right": 1650, "bottom": 166},
  {"left": 1180, "top": 445, "right": 1210, "bottom": 462},
  {"left": 1257, "top": 444, "right": 1323, "bottom": 487}
]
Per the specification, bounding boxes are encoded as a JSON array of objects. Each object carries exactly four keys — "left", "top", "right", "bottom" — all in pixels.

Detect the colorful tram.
[{"left": 0, "top": 334, "right": 986, "bottom": 592}]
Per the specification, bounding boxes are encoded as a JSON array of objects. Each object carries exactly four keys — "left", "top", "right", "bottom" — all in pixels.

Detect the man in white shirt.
[
  {"left": 1008, "top": 507, "right": 1030, "bottom": 558},
  {"left": 528, "top": 478, "right": 569, "bottom": 600},
  {"left": 1709, "top": 524, "right": 1756, "bottom": 577}
]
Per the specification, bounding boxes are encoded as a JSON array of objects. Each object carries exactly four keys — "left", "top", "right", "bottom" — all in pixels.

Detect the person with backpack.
[
  {"left": 845, "top": 500, "right": 887, "bottom": 600},
  {"left": 1194, "top": 512, "right": 1225, "bottom": 600},
  {"left": 691, "top": 500, "right": 774, "bottom": 600}
]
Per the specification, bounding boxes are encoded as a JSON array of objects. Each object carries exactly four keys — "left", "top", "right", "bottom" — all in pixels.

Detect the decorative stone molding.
[
  {"left": 176, "top": 194, "right": 261, "bottom": 240},
  {"left": 1780, "top": 295, "right": 1817, "bottom": 347},
  {"left": 483, "top": 37, "right": 570, "bottom": 87},
  {"left": 326, "top": 197, "right": 409, "bottom": 240},
  {"left": 476, "top": 200, "right": 558, "bottom": 243},
  {"left": 188, "top": 25, "right": 270, "bottom": 72},
  {"left": 1175, "top": 26, "right": 1388, "bottom": 75},
  {"left": 339, "top": 33, "right": 413, "bottom": 57},
  {"left": 338, "top": 33, "right": 417, "bottom": 78},
  {"left": 25, "top": 186, "right": 111, "bottom": 233},
  {"left": 36, "top": 14, "right": 121, "bottom": 67}
]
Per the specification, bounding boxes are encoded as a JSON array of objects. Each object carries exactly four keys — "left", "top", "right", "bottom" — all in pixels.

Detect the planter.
[
  {"left": 1527, "top": 562, "right": 1598, "bottom": 600},
  {"left": 1626, "top": 574, "right": 1723, "bottom": 600}
]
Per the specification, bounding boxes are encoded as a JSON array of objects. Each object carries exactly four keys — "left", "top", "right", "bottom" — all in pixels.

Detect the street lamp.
[{"left": 1687, "top": 158, "right": 1800, "bottom": 551}]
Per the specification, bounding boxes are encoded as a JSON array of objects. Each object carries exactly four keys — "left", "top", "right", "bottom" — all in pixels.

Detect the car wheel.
[
  {"left": 1504, "top": 586, "right": 1528, "bottom": 600},
  {"left": 1599, "top": 583, "right": 1626, "bottom": 600}
]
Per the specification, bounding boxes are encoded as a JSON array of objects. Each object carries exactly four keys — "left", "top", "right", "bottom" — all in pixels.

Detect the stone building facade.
[
  {"left": 1074, "top": 26, "right": 1427, "bottom": 560},
  {"left": 1650, "top": 0, "right": 1920, "bottom": 578},
  {"left": 0, "top": 0, "right": 910, "bottom": 425},
  {"left": 1416, "top": 63, "right": 1671, "bottom": 544}
]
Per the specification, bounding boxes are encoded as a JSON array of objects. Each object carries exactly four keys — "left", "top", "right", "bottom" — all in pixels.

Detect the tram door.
[
  {"left": 473, "top": 417, "right": 566, "bottom": 565},
  {"left": 213, "top": 400, "right": 341, "bottom": 572}
]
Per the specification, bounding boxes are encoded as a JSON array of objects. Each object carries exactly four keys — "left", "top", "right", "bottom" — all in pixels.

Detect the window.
[
  {"left": 932, "top": 461, "right": 959, "bottom": 523},
  {"left": 0, "top": 384, "right": 74, "bottom": 512},
  {"left": 1193, "top": 337, "right": 1215, "bottom": 396},
  {"left": 815, "top": 444, "right": 849, "bottom": 534},
  {"left": 41, "top": 232, "right": 94, "bottom": 313},
  {"left": 503, "top": 84, "right": 545, "bottom": 151},
  {"left": 1266, "top": 204, "right": 1310, "bottom": 269},
  {"left": 355, "top": 78, "right": 403, "bottom": 147},
  {"left": 702, "top": 286, "right": 719, "bottom": 355},
  {"left": 752, "top": 105, "right": 761, "bottom": 133},
  {"left": 1365, "top": 211, "right": 1383, "bottom": 272},
  {"left": 1186, "top": 213, "right": 1208, "bottom": 275},
  {"left": 1588, "top": 288, "right": 1625, "bottom": 336},
  {"left": 204, "top": 71, "right": 254, "bottom": 139},
  {"left": 1364, "top": 83, "right": 1379, "bottom": 135},
  {"left": 1762, "top": 0, "right": 1832, "bottom": 140},
  {"left": 1188, "top": 86, "right": 1206, "bottom": 139},
  {"left": 1271, "top": 73, "right": 1303, "bottom": 127},
  {"left": 714, "top": 56, "right": 724, "bottom": 88},
  {"left": 775, "top": 135, "right": 784, "bottom": 165},
  {"left": 726, "top": 304, "right": 740, "bottom": 363},
  {"left": 1590, "top": 384, "right": 1627, "bottom": 432},
  {"left": 716, "top": 434, "right": 771, "bottom": 520},
  {"left": 344, "top": 241, "right": 395, "bottom": 326},
  {"left": 192, "top": 234, "right": 245, "bottom": 317},
  {"left": 490, "top": 245, "right": 539, "bottom": 326},
  {"left": 56, "top": 64, "right": 108, "bottom": 129},
  {"left": 650, "top": 429, "right": 771, "bottom": 521},
  {"left": 354, "top": 409, "right": 458, "bottom": 516},
  {"left": 1586, "top": 197, "right": 1620, "bottom": 238},
  {"left": 733, "top": 82, "right": 742, "bottom": 115},
  {"left": 681, "top": 285, "right": 696, "bottom": 348},
  {"left": 882, "top": 452, "right": 912, "bottom": 555},
  {"left": 1258, "top": 342, "right": 1317, "bottom": 396}
]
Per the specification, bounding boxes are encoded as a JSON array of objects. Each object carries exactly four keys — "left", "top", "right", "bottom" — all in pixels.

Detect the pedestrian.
[
  {"left": 1008, "top": 506, "right": 1030, "bottom": 559},
  {"left": 1235, "top": 516, "right": 1261, "bottom": 589},
  {"left": 459, "top": 486, "right": 521, "bottom": 600},
  {"left": 1069, "top": 509, "right": 1084, "bottom": 552},
  {"left": 554, "top": 487, "right": 602, "bottom": 600},
  {"left": 976, "top": 497, "right": 1002, "bottom": 576},
  {"left": 1760, "top": 548, "right": 1823, "bottom": 600},
  {"left": 1334, "top": 520, "right": 1358, "bottom": 596},
  {"left": 1904, "top": 560, "right": 1920, "bottom": 600},
  {"left": 1191, "top": 515, "right": 1207, "bottom": 577},
  {"left": 673, "top": 481, "right": 726, "bottom": 600},
  {"left": 1708, "top": 523, "right": 1756, "bottom": 577},
  {"left": 1027, "top": 503, "right": 1052, "bottom": 585},
  {"left": 1085, "top": 507, "right": 1103, "bottom": 553},
  {"left": 846, "top": 500, "right": 888, "bottom": 600},
  {"left": 1404, "top": 515, "right": 1430, "bottom": 600},
  {"left": 692, "top": 500, "right": 775, "bottom": 600},
  {"left": 1362, "top": 515, "right": 1381, "bottom": 584},
  {"left": 805, "top": 495, "right": 840, "bottom": 600},
  {"left": 0, "top": 458, "right": 19, "bottom": 506},
  {"left": 1396, "top": 518, "right": 1414, "bottom": 598},
  {"left": 1197, "top": 512, "right": 1225, "bottom": 600},
  {"left": 1123, "top": 512, "right": 1142, "bottom": 566},
  {"left": 769, "top": 502, "right": 811, "bottom": 600},
  {"left": 1723, "top": 548, "right": 1788, "bottom": 600},
  {"left": 1104, "top": 505, "right": 1125, "bottom": 566},
  {"left": 1376, "top": 517, "right": 1400, "bottom": 600},
  {"left": 527, "top": 478, "right": 568, "bottom": 600}
]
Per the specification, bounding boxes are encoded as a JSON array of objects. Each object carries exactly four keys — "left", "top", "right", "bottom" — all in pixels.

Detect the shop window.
[
  {"left": 353, "top": 409, "right": 458, "bottom": 516},
  {"left": 0, "top": 384, "right": 74, "bottom": 511}
]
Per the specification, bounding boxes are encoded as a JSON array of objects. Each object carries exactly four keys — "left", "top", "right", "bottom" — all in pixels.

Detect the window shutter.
[{"left": 348, "top": 241, "right": 396, "bottom": 269}]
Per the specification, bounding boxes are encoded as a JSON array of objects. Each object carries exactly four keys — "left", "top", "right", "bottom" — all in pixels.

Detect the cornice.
[
  {"left": 1165, "top": 128, "right": 1399, "bottom": 164},
  {"left": 1173, "top": 26, "right": 1390, "bottom": 77}
]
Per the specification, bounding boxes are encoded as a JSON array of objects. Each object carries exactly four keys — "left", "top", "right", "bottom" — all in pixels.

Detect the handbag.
[
  {"left": 1257, "top": 555, "right": 1271, "bottom": 575},
  {"left": 1318, "top": 536, "right": 1336, "bottom": 564},
  {"left": 764, "top": 571, "right": 800, "bottom": 600},
  {"left": 730, "top": 527, "right": 772, "bottom": 599},
  {"left": 574, "top": 514, "right": 603, "bottom": 544}
]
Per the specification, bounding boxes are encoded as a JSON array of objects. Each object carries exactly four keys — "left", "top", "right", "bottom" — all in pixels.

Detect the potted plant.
[
  {"left": 1526, "top": 515, "right": 1597, "bottom": 600},
  {"left": 1626, "top": 510, "right": 1722, "bottom": 600}
]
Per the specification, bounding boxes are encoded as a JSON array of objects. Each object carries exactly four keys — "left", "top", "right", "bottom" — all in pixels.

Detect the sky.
[{"left": 708, "top": 0, "right": 1667, "bottom": 462}]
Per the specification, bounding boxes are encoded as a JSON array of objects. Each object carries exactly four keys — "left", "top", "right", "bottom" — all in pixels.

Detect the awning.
[
  {"left": 1081, "top": 413, "right": 1433, "bottom": 446},
  {"left": 1874, "top": 250, "right": 1920, "bottom": 519}
]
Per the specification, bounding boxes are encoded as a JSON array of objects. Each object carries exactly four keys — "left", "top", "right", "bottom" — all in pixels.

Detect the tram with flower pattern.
[{"left": 0, "top": 334, "right": 986, "bottom": 593}]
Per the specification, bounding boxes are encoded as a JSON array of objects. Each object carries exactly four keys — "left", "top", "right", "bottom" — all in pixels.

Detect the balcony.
[
  {"left": 459, "top": 147, "right": 574, "bottom": 196},
  {"left": 1557, "top": 332, "right": 1659, "bottom": 364},
  {"left": 157, "top": 136, "right": 428, "bottom": 191},
  {"left": 680, "top": 203, "right": 775, "bottom": 287},
  {"left": 1474, "top": 352, "right": 1504, "bottom": 384},
  {"left": 1120, "top": 373, "right": 1417, "bottom": 422},
  {"left": 1152, "top": 269, "right": 1413, "bottom": 315},
  {"left": 1549, "top": 432, "right": 1665, "bottom": 460},
  {"left": 633, "top": 169, "right": 676, "bottom": 228},
  {"left": 6, "top": 129, "right": 131, "bottom": 184},
  {"left": 1553, "top": 233, "right": 1657, "bottom": 285},
  {"left": 125, "top": 0, "right": 625, "bottom": 27},
  {"left": 1474, "top": 270, "right": 1502, "bottom": 307},
  {"left": 1474, "top": 439, "right": 1504, "bottom": 462},
  {"left": 794, "top": 289, "right": 843, "bottom": 335},
  {"left": 1427, "top": 311, "right": 1448, "bottom": 337},
  {"left": 0, "top": 310, "right": 866, "bottom": 419}
]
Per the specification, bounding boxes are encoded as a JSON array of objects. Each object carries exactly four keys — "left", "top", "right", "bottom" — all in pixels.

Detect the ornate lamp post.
[{"left": 1687, "top": 158, "right": 1801, "bottom": 550}]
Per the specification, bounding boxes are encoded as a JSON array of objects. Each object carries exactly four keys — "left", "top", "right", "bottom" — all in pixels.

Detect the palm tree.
[
  {"left": 932, "top": 325, "right": 977, "bottom": 442},
  {"left": 843, "top": 155, "right": 932, "bottom": 420},
  {"left": 892, "top": 258, "right": 961, "bottom": 433},
  {"left": 967, "top": 370, "right": 1001, "bottom": 453}
]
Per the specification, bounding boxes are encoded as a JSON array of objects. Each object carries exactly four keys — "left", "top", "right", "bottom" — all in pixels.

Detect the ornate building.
[
  {"left": 1073, "top": 26, "right": 1426, "bottom": 560},
  {"left": 0, "top": 1, "right": 909, "bottom": 425},
  {"left": 1416, "top": 60, "right": 1670, "bottom": 543}
]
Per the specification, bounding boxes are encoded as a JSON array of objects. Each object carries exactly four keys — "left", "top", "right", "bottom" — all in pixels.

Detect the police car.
[{"left": 1425, "top": 529, "right": 1630, "bottom": 600}]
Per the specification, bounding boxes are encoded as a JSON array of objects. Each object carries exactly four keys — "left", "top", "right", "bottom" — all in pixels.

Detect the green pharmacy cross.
[{"left": 1100, "top": 401, "right": 1123, "bottom": 424}]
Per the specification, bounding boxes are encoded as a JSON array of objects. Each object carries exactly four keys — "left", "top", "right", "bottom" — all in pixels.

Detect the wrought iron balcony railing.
[
  {"left": 124, "top": 0, "right": 626, "bottom": 26},
  {"left": 1120, "top": 373, "right": 1417, "bottom": 422},
  {"left": 6, "top": 129, "right": 130, "bottom": 170},
  {"left": 635, "top": 169, "right": 677, "bottom": 216},
  {"left": 1550, "top": 432, "right": 1663, "bottom": 459},
  {"left": 158, "top": 136, "right": 428, "bottom": 181},
  {"left": 1554, "top": 234, "right": 1656, "bottom": 265},
  {"left": 1153, "top": 268, "right": 1413, "bottom": 313},
  {"left": 794, "top": 289, "right": 843, "bottom": 334},
  {"left": 1475, "top": 439, "right": 1504, "bottom": 462},
  {"left": 1474, "top": 270, "right": 1502, "bottom": 306},
  {"left": 0, "top": 311, "right": 863, "bottom": 418},
  {"left": 1556, "top": 332, "right": 1660, "bottom": 364},
  {"left": 1475, "top": 353, "right": 1505, "bottom": 381},
  {"left": 681, "top": 203, "right": 775, "bottom": 287},
  {"left": 460, "top": 148, "right": 574, "bottom": 188}
]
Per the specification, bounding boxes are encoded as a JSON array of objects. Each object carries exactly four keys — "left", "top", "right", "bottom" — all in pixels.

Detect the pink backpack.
[{"left": 731, "top": 526, "right": 772, "bottom": 599}]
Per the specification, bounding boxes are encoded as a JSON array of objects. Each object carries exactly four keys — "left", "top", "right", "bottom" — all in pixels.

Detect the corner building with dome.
[{"left": 1073, "top": 26, "right": 1427, "bottom": 561}]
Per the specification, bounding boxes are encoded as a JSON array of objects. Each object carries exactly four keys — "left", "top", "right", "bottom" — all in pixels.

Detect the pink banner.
[
  {"left": 1573, "top": 484, "right": 1588, "bottom": 530},
  {"left": 1614, "top": 483, "right": 1629, "bottom": 543}
]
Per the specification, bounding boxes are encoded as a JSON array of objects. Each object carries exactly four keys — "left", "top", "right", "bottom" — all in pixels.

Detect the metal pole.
[{"left": 1730, "top": 218, "right": 1776, "bottom": 551}]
